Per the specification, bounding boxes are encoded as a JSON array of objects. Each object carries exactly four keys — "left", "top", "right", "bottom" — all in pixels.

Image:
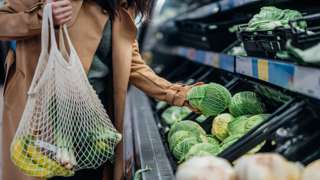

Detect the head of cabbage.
[
  {"left": 168, "top": 120, "right": 206, "bottom": 139},
  {"left": 187, "top": 83, "right": 232, "bottom": 117},
  {"left": 206, "top": 135, "right": 220, "bottom": 146},
  {"left": 229, "top": 91, "right": 265, "bottom": 117},
  {"left": 211, "top": 113, "right": 234, "bottom": 141},
  {"left": 228, "top": 115, "right": 251, "bottom": 136},
  {"left": 172, "top": 137, "right": 199, "bottom": 161},
  {"left": 161, "top": 106, "right": 191, "bottom": 126},
  {"left": 184, "top": 143, "right": 221, "bottom": 161}
]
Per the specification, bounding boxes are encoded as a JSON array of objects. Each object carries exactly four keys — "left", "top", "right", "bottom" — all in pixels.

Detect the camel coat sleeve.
[
  {"left": 129, "top": 40, "right": 192, "bottom": 106},
  {"left": 0, "top": 1, "right": 43, "bottom": 40}
]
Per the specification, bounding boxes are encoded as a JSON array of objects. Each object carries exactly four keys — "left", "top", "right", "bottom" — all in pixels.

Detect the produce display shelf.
[{"left": 155, "top": 45, "right": 320, "bottom": 100}]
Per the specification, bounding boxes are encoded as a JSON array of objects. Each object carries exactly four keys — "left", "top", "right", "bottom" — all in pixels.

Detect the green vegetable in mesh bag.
[
  {"left": 187, "top": 83, "right": 232, "bottom": 117},
  {"left": 172, "top": 137, "right": 199, "bottom": 161},
  {"left": 156, "top": 101, "right": 168, "bottom": 110},
  {"left": 244, "top": 114, "right": 270, "bottom": 133},
  {"left": 229, "top": 91, "right": 265, "bottom": 117},
  {"left": 206, "top": 135, "right": 220, "bottom": 146},
  {"left": 211, "top": 113, "right": 234, "bottom": 141},
  {"left": 228, "top": 115, "right": 251, "bottom": 136},
  {"left": 161, "top": 106, "right": 191, "bottom": 126},
  {"left": 168, "top": 120, "right": 206, "bottom": 139},
  {"left": 184, "top": 143, "right": 221, "bottom": 161}
]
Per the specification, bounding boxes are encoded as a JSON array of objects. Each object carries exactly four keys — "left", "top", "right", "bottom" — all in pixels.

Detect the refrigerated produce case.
[{"left": 124, "top": 0, "right": 320, "bottom": 179}]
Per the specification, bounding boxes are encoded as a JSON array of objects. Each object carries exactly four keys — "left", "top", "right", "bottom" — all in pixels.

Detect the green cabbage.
[
  {"left": 187, "top": 83, "right": 232, "bottom": 116},
  {"left": 228, "top": 115, "right": 251, "bottom": 136},
  {"left": 168, "top": 131, "right": 193, "bottom": 150},
  {"left": 206, "top": 135, "right": 220, "bottom": 146},
  {"left": 229, "top": 91, "right": 265, "bottom": 117},
  {"left": 184, "top": 143, "right": 221, "bottom": 161},
  {"left": 172, "top": 137, "right": 199, "bottom": 161},
  {"left": 161, "top": 106, "right": 191, "bottom": 126},
  {"left": 220, "top": 134, "right": 243, "bottom": 151},
  {"left": 211, "top": 113, "right": 234, "bottom": 141},
  {"left": 168, "top": 120, "right": 206, "bottom": 139},
  {"left": 244, "top": 114, "right": 270, "bottom": 132}
]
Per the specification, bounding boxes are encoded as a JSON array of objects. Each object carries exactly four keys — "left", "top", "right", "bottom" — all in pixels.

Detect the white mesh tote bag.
[{"left": 10, "top": 3, "right": 121, "bottom": 178}]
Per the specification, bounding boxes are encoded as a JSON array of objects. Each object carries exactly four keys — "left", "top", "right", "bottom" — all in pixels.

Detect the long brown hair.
[{"left": 95, "top": 0, "right": 153, "bottom": 19}]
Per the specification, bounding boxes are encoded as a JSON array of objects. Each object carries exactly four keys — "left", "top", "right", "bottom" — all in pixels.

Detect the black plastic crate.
[
  {"left": 237, "top": 13, "right": 320, "bottom": 59},
  {"left": 174, "top": 18, "right": 246, "bottom": 51}
]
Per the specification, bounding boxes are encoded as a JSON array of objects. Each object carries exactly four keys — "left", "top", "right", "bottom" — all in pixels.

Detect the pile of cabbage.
[{"left": 167, "top": 83, "right": 271, "bottom": 163}]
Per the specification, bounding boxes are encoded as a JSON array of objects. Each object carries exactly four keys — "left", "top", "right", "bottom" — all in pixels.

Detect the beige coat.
[{"left": 0, "top": 0, "right": 192, "bottom": 180}]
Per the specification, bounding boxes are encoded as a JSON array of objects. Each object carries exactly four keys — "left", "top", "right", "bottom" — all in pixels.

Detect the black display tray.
[{"left": 237, "top": 13, "right": 320, "bottom": 59}]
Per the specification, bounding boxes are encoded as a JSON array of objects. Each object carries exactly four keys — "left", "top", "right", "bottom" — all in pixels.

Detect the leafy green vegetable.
[
  {"left": 228, "top": 115, "right": 251, "bottom": 136},
  {"left": 184, "top": 143, "right": 221, "bottom": 161},
  {"left": 206, "top": 135, "right": 220, "bottom": 146},
  {"left": 172, "top": 137, "right": 199, "bottom": 161},
  {"left": 220, "top": 134, "right": 243, "bottom": 151},
  {"left": 244, "top": 114, "right": 270, "bottom": 132},
  {"left": 168, "top": 120, "right": 206, "bottom": 139},
  {"left": 229, "top": 91, "right": 265, "bottom": 117},
  {"left": 161, "top": 106, "right": 191, "bottom": 126},
  {"left": 246, "top": 6, "right": 306, "bottom": 31},
  {"left": 187, "top": 83, "right": 232, "bottom": 117},
  {"left": 168, "top": 131, "right": 194, "bottom": 151},
  {"left": 211, "top": 113, "right": 234, "bottom": 141}
]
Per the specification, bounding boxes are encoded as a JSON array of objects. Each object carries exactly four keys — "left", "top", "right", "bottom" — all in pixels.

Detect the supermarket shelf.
[
  {"left": 154, "top": 45, "right": 320, "bottom": 100},
  {"left": 156, "top": 45, "right": 235, "bottom": 73}
]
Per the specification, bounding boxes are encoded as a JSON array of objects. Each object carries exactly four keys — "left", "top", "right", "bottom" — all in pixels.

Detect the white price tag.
[
  {"left": 293, "top": 66, "right": 320, "bottom": 99},
  {"left": 236, "top": 57, "right": 253, "bottom": 77}
]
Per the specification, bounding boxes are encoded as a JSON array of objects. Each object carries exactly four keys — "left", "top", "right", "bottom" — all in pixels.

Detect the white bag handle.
[{"left": 28, "top": 3, "right": 77, "bottom": 95}]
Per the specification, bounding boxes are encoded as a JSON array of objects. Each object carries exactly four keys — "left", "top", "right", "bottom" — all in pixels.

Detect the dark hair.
[{"left": 95, "top": 0, "right": 153, "bottom": 20}]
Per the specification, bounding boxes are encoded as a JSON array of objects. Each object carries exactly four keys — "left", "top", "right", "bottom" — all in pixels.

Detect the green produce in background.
[
  {"left": 229, "top": 91, "right": 265, "bottom": 117},
  {"left": 184, "top": 143, "right": 221, "bottom": 161},
  {"left": 187, "top": 83, "right": 232, "bottom": 117},
  {"left": 161, "top": 106, "right": 191, "bottom": 126},
  {"left": 228, "top": 115, "right": 251, "bottom": 136},
  {"left": 285, "top": 40, "right": 320, "bottom": 64},
  {"left": 246, "top": 6, "right": 306, "bottom": 31},
  {"left": 211, "top": 113, "right": 234, "bottom": 141},
  {"left": 172, "top": 137, "right": 199, "bottom": 161},
  {"left": 206, "top": 135, "right": 220, "bottom": 146},
  {"left": 168, "top": 120, "right": 206, "bottom": 139}
]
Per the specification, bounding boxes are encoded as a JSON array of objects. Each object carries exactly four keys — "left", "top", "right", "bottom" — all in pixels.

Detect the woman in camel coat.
[{"left": 0, "top": 0, "right": 197, "bottom": 180}]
